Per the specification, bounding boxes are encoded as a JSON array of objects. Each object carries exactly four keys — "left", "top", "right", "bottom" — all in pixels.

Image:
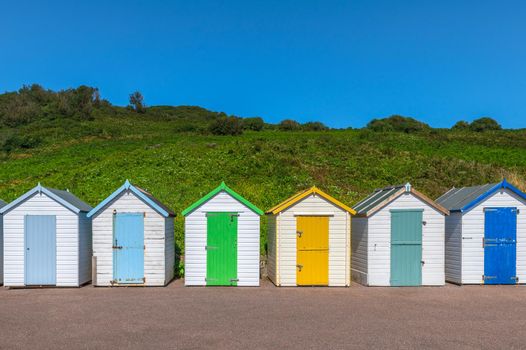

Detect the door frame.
[
  {"left": 24, "top": 215, "right": 57, "bottom": 286},
  {"left": 390, "top": 209, "right": 423, "bottom": 286},
  {"left": 483, "top": 207, "right": 517, "bottom": 284},
  {"left": 206, "top": 212, "right": 239, "bottom": 286},
  {"left": 112, "top": 212, "right": 145, "bottom": 285},
  {"left": 295, "top": 215, "right": 330, "bottom": 286}
]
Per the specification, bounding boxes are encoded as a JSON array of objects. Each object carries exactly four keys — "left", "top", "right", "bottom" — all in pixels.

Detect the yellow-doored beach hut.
[{"left": 266, "top": 187, "right": 355, "bottom": 287}]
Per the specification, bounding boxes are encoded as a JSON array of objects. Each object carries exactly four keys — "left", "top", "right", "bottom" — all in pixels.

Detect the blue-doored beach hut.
[
  {"left": 0, "top": 199, "right": 7, "bottom": 285},
  {"left": 88, "top": 180, "right": 176, "bottom": 286},
  {"left": 0, "top": 184, "right": 92, "bottom": 287},
  {"left": 437, "top": 179, "right": 526, "bottom": 285},
  {"left": 183, "top": 182, "right": 263, "bottom": 286}
]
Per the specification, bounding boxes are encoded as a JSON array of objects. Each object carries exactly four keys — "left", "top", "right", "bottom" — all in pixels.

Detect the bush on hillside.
[
  {"left": 209, "top": 116, "right": 243, "bottom": 136},
  {"left": 0, "top": 84, "right": 100, "bottom": 126},
  {"left": 129, "top": 91, "right": 146, "bottom": 114},
  {"left": 2, "top": 134, "right": 42, "bottom": 152},
  {"left": 367, "top": 115, "right": 430, "bottom": 133},
  {"left": 452, "top": 120, "right": 470, "bottom": 130},
  {"left": 303, "top": 121, "right": 329, "bottom": 131},
  {"left": 243, "top": 117, "right": 265, "bottom": 131},
  {"left": 279, "top": 119, "right": 301, "bottom": 131},
  {"left": 469, "top": 117, "right": 501, "bottom": 132}
]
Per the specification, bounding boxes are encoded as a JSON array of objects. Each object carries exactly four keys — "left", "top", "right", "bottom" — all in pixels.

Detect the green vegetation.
[
  {"left": 0, "top": 85, "right": 525, "bottom": 261},
  {"left": 366, "top": 115, "right": 430, "bottom": 133}
]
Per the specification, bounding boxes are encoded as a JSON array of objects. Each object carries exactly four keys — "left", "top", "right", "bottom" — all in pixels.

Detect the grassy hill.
[{"left": 1, "top": 85, "right": 526, "bottom": 265}]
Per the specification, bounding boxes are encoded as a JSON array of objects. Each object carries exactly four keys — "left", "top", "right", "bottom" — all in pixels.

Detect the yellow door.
[{"left": 296, "top": 216, "right": 329, "bottom": 286}]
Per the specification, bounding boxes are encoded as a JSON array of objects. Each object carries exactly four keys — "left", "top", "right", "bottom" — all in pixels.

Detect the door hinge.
[
  {"left": 422, "top": 221, "right": 427, "bottom": 226},
  {"left": 421, "top": 260, "right": 425, "bottom": 265},
  {"left": 483, "top": 275, "right": 496, "bottom": 280},
  {"left": 205, "top": 246, "right": 218, "bottom": 250},
  {"left": 512, "top": 276, "right": 519, "bottom": 283},
  {"left": 142, "top": 277, "right": 146, "bottom": 283},
  {"left": 229, "top": 278, "right": 239, "bottom": 282},
  {"left": 144, "top": 245, "right": 146, "bottom": 250}
]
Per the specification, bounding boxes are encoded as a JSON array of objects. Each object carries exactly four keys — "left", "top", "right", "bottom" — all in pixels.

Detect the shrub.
[
  {"left": 243, "top": 117, "right": 265, "bottom": 131},
  {"left": 367, "top": 115, "right": 429, "bottom": 133},
  {"left": 209, "top": 116, "right": 243, "bottom": 136},
  {"left": 452, "top": 120, "right": 470, "bottom": 130},
  {"left": 303, "top": 121, "right": 329, "bottom": 131},
  {"left": 469, "top": 117, "right": 501, "bottom": 132},
  {"left": 2, "top": 134, "right": 42, "bottom": 152},
  {"left": 279, "top": 119, "right": 300, "bottom": 131}
]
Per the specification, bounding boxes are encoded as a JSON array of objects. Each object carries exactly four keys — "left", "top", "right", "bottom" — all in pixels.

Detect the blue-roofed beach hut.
[
  {"left": 0, "top": 184, "right": 92, "bottom": 287},
  {"left": 437, "top": 179, "right": 526, "bottom": 285},
  {"left": 88, "top": 180, "right": 175, "bottom": 286}
]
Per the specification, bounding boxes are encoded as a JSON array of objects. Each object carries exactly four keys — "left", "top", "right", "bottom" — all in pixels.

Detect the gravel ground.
[{"left": 1, "top": 280, "right": 526, "bottom": 349}]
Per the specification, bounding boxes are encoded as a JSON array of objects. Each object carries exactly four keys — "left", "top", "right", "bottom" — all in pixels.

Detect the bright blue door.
[
  {"left": 484, "top": 208, "right": 517, "bottom": 284},
  {"left": 113, "top": 213, "right": 144, "bottom": 284},
  {"left": 25, "top": 215, "right": 56, "bottom": 285}
]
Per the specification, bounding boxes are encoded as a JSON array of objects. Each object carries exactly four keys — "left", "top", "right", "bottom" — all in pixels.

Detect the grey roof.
[
  {"left": 46, "top": 187, "right": 92, "bottom": 212},
  {"left": 436, "top": 183, "right": 498, "bottom": 211},
  {"left": 0, "top": 199, "right": 7, "bottom": 209},
  {"left": 353, "top": 185, "right": 406, "bottom": 215}
]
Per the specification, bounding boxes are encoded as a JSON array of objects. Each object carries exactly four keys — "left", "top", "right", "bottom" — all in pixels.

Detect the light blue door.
[
  {"left": 390, "top": 209, "right": 423, "bottom": 286},
  {"left": 113, "top": 213, "right": 144, "bottom": 284},
  {"left": 25, "top": 215, "right": 56, "bottom": 285},
  {"left": 484, "top": 207, "right": 517, "bottom": 284}
]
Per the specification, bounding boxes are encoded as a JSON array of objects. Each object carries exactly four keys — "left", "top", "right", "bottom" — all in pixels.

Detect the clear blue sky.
[{"left": 1, "top": 1, "right": 525, "bottom": 128}]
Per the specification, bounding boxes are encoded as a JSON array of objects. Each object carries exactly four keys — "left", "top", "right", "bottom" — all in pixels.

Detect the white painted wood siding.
[
  {"left": 460, "top": 189, "right": 526, "bottom": 284},
  {"left": 91, "top": 191, "right": 169, "bottom": 286},
  {"left": 1, "top": 216, "right": 3, "bottom": 284},
  {"left": 444, "top": 212, "right": 462, "bottom": 284},
  {"left": 367, "top": 192, "right": 445, "bottom": 286},
  {"left": 78, "top": 213, "right": 92, "bottom": 285},
  {"left": 184, "top": 191, "right": 260, "bottom": 286},
  {"left": 165, "top": 217, "right": 175, "bottom": 284},
  {"left": 266, "top": 215, "right": 277, "bottom": 284},
  {"left": 351, "top": 217, "right": 368, "bottom": 285},
  {"left": 274, "top": 194, "right": 350, "bottom": 287},
  {"left": 3, "top": 192, "right": 80, "bottom": 287}
]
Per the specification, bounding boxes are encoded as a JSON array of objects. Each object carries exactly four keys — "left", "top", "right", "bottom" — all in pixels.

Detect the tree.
[
  {"left": 452, "top": 120, "right": 470, "bottom": 130},
  {"left": 129, "top": 91, "right": 145, "bottom": 113},
  {"left": 243, "top": 117, "right": 265, "bottom": 131},
  {"left": 366, "top": 115, "right": 430, "bottom": 133},
  {"left": 209, "top": 116, "right": 243, "bottom": 136},
  {"left": 469, "top": 117, "right": 501, "bottom": 132},
  {"left": 279, "top": 119, "right": 300, "bottom": 131},
  {"left": 303, "top": 121, "right": 329, "bottom": 131}
]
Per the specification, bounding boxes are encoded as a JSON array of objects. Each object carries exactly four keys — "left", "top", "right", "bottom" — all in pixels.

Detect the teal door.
[
  {"left": 113, "top": 213, "right": 144, "bottom": 284},
  {"left": 390, "top": 209, "right": 423, "bottom": 286},
  {"left": 206, "top": 212, "right": 238, "bottom": 286},
  {"left": 25, "top": 215, "right": 56, "bottom": 285}
]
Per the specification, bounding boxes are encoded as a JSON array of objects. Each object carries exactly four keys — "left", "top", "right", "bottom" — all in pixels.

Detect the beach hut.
[
  {"left": 352, "top": 183, "right": 449, "bottom": 286},
  {"left": 183, "top": 182, "right": 263, "bottom": 286},
  {"left": 0, "top": 184, "right": 92, "bottom": 287},
  {"left": 88, "top": 180, "right": 176, "bottom": 286},
  {"left": 0, "top": 199, "right": 7, "bottom": 285},
  {"left": 436, "top": 179, "right": 526, "bottom": 285},
  {"left": 266, "top": 186, "right": 355, "bottom": 287}
]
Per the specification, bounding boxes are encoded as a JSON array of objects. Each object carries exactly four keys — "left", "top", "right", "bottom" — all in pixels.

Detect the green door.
[
  {"left": 206, "top": 212, "right": 238, "bottom": 286},
  {"left": 390, "top": 209, "right": 423, "bottom": 286}
]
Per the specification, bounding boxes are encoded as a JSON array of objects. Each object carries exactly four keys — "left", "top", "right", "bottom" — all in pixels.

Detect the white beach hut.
[
  {"left": 352, "top": 183, "right": 449, "bottom": 286},
  {"left": 437, "top": 179, "right": 526, "bottom": 285},
  {"left": 87, "top": 180, "right": 176, "bottom": 286},
  {"left": 266, "top": 186, "right": 355, "bottom": 287},
  {"left": 0, "top": 199, "right": 7, "bottom": 284},
  {"left": 0, "top": 184, "right": 92, "bottom": 287},
  {"left": 182, "top": 182, "right": 263, "bottom": 287}
]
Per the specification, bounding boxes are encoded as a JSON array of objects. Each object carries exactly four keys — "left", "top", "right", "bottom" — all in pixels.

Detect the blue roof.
[
  {"left": 88, "top": 180, "right": 175, "bottom": 218},
  {"left": 436, "top": 179, "right": 526, "bottom": 212},
  {"left": 0, "top": 184, "right": 92, "bottom": 215}
]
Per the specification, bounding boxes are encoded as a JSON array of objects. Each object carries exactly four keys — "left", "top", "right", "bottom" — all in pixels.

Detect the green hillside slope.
[{"left": 1, "top": 85, "right": 525, "bottom": 263}]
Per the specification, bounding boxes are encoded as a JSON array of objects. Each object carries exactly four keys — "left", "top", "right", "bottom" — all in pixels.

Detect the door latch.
[
  {"left": 297, "top": 230, "right": 303, "bottom": 238},
  {"left": 296, "top": 264, "right": 303, "bottom": 272},
  {"left": 421, "top": 260, "right": 425, "bottom": 265},
  {"left": 112, "top": 245, "right": 123, "bottom": 250}
]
